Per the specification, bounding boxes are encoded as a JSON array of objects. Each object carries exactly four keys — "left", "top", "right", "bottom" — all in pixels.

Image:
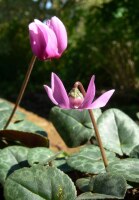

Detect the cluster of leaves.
[
  {"left": 49, "top": 106, "right": 139, "bottom": 199},
  {"left": 1, "top": 97, "right": 139, "bottom": 199}
]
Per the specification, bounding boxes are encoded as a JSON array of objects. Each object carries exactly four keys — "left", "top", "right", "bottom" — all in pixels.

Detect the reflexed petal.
[
  {"left": 47, "top": 16, "right": 67, "bottom": 55},
  {"left": 87, "top": 89, "right": 115, "bottom": 109},
  {"left": 44, "top": 85, "right": 58, "bottom": 105},
  {"left": 29, "top": 22, "right": 46, "bottom": 60},
  {"left": 80, "top": 75, "right": 95, "bottom": 109},
  {"left": 51, "top": 73, "right": 70, "bottom": 108}
]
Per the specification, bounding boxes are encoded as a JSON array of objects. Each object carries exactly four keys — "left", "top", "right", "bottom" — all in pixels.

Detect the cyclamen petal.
[
  {"left": 88, "top": 89, "right": 115, "bottom": 109},
  {"left": 29, "top": 22, "right": 47, "bottom": 60},
  {"left": 51, "top": 73, "right": 70, "bottom": 108},
  {"left": 34, "top": 19, "right": 59, "bottom": 59},
  {"left": 44, "top": 85, "right": 58, "bottom": 105},
  {"left": 80, "top": 75, "right": 95, "bottom": 109},
  {"left": 47, "top": 16, "right": 67, "bottom": 55}
]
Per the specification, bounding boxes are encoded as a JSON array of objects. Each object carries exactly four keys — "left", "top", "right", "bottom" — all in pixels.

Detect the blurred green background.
[{"left": 0, "top": 0, "right": 139, "bottom": 117}]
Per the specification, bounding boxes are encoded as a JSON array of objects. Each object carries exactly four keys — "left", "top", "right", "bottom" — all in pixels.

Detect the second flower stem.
[
  {"left": 4, "top": 55, "right": 37, "bottom": 129},
  {"left": 88, "top": 109, "right": 108, "bottom": 169},
  {"left": 74, "top": 81, "right": 108, "bottom": 170}
]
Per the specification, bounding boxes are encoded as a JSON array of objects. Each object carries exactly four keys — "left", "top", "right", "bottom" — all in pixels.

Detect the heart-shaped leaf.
[
  {"left": 76, "top": 192, "right": 123, "bottom": 199},
  {"left": 50, "top": 106, "right": 102, "bottom": 147},
  {"left": 107, "top": 158, "right": 139, "bottom": 183},
  {"left": 97, "top": 109, "right": 139, "bottom": 155},
  {"left": 0, "top": 146, "right": 29, "bottom": 185},
  {"left": 76, "top": 173, "right": 127, "bottom": 198},
  {"left": 67, "top": 145, "right": 118, "bottom": 174},
  {"left": 91, "top": 173, "right": 126, "bottom": 198},
  {"left": 0, "top": 99, "right": 47, "bottom": 138},
  {"left": 0, "top": 99, "right": 49, "bottom": 147},
  {"left": 0, "top": 130, "right": 49, "bottom": 147},
  {"left": 4, "top": 166, "right": 77, "bottom": 200}
]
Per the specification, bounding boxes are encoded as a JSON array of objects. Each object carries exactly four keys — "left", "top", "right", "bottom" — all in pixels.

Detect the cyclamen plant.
[{"left": 2, "top": 15, "right": 139, "bottom": 200}]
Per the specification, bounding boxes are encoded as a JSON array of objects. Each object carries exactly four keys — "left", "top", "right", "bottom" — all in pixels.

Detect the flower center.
[{"left": 68, "top": 88, "right": 84, "bottom": 108}]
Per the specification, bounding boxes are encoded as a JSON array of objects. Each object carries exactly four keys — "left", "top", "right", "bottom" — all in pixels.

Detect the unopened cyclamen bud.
[{"left": 68, "top": 88, "right": 84, "bottom": 108}]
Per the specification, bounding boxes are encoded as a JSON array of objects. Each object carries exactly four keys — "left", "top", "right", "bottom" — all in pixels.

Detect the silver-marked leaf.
[
  {"left": 0, "top": 99, "right": 47, "bottom": 139},
  {"left": 91, "top": 173, "right": 126, "bottom": 198},
  {"left": 4, "top": 166, "right": 77, "bottom": 200},
  {"left": 97, "top": 109, "right": 139, "bottom": 155},
  {"left": 50, "top": 106, "right": 102, "bottom": 147},
  {"left": 67, "top": 145, "right": 118, "bottom": 174},
  {"left": 0, "top": 98, "right": 46, "bottom": 135},
  {"left": 107, "top": 158, "right": 139, "bottom": 183},
  {"left": 76, "top": 192, "right": 123, "bottom": 199},
  {"left": 0, "top": 146, "right": 29, "bottom": 185}
]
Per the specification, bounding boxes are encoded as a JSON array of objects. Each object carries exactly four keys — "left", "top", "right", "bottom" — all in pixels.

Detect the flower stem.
[
  {"left": 4, "top": 55, "right": 37, "bottom": 129},
  {"left": 74, "top": 81, "right": 108, "bottom": 170},
  {"left": 88, "top": 110, "right": 108, "bottom": 169}
]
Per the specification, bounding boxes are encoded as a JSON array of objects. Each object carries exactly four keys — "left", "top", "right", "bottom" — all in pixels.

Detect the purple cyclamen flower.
[
  {"left": 44, "top": 73, "right": 115, "bottom": 110},
  {"left": 29, "top": 16, "right": 67, "bottom": 60}
]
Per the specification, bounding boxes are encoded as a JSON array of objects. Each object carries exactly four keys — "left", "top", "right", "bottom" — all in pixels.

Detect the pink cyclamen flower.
[
  {"left": 44, "top": 73, "right": 115, "bottom": 110},
  {"left": 29, "top": 16, "right": 67, "bottom": 60}
]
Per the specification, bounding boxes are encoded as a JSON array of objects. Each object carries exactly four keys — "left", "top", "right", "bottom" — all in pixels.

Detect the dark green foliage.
[
  {"left": 107, "top": 158, "right": 139, "bottom": 183},
  {"left": 0, "top": 146, "right": 29, "bottom": 185},
  {"left": 76, "top": 173, "right": 127, "bottom": 199},
  {"left": 67, "top": 145, "right": 118, "bottom": 174},
  {"left": 97, "top": 108, "right": 139, "bottom": 155},
  {"left": 4, "top": 166, "right": 77, "bottom": 200},
  {"left": 92, "top": 173, "right": 127, "bottom": 197},
  {"left": 50, "top": 106, "right": 101, "bottom": 147}
]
